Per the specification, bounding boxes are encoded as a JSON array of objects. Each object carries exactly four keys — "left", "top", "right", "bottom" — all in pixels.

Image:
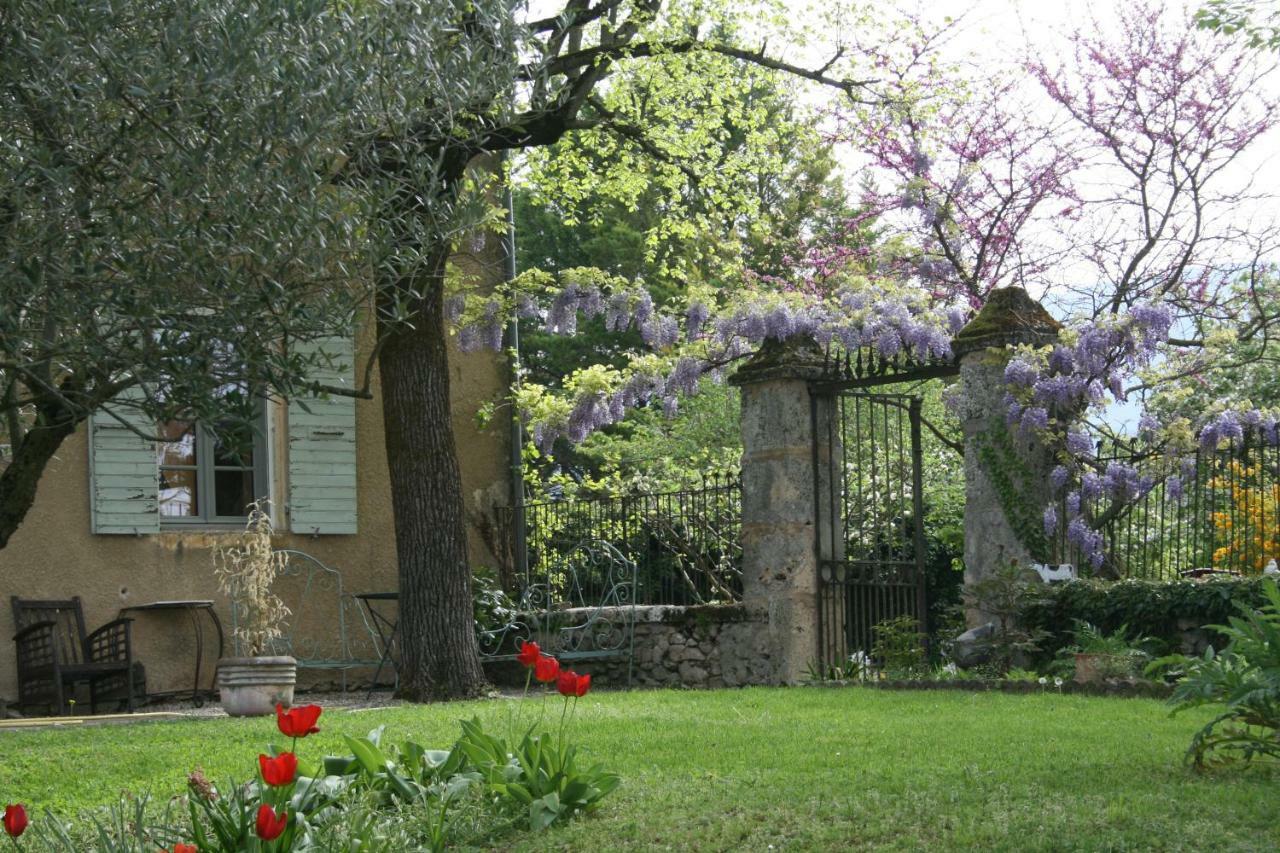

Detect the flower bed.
[{"left": 3, "top": 644, "right": 619, "bottom": 851}]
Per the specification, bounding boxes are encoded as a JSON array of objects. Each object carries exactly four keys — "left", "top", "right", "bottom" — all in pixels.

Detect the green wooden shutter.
[
  {"left": 89, "top": 387, "right": 160, "bottom": 535},
  {"left": 288, "top": 335, "right": 358, "bottom": 534}
]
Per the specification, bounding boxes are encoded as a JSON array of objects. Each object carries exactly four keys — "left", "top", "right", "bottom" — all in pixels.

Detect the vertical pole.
[
  {"left": 910, "top": 397, "right": 928, "bottom": 651},
  {"left": 502, "top": 160, "right": 527, "bottom": 582}
]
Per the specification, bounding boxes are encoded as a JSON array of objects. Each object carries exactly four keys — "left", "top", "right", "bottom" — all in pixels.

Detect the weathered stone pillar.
[
  {"left": 728, "top": 338, "right": 840, "bottom": 684},
  {"left": 951, "top": 288, "right": 1060, "bottom": 625}
]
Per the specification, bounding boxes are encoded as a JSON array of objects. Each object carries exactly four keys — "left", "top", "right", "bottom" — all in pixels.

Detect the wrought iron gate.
[{"left": 814, "top": 391, "right": 928, "bottom": 668}]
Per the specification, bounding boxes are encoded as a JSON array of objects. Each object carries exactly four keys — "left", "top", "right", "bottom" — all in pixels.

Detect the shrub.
[
  {"left": 1152, "top": 578, "right": 1280, "bottom": 769},
  {"left": 963, "top": 561, "right": 1050, "bottom": 673},
  {"left": 1019, "top": 578, "right": 1273, "bottom": 666},
  {"left": 871, "top": 615, "right": 928, "bottom": 677}
]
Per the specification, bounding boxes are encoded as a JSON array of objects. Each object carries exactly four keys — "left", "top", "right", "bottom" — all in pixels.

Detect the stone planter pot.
[{"left": 217, "top": 656, "right": 296, "bottom": 717}]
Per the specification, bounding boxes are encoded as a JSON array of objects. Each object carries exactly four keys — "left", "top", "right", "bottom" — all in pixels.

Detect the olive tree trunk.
[{"left": 376, "top": 245, "right": 488, "bottom": 701}]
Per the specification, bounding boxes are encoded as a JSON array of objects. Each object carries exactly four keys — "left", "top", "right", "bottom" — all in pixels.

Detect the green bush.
[
  {"left": 1019, "top": 578, "right": 1273, "bottom": 665},
  {"left": 1152, "top": 579, "right": 1280, "bottom": 769}
]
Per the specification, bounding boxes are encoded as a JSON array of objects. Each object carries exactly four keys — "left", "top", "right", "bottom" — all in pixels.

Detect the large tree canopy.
[{"left": 0, "top": 0, "right": 381, "bottom": 548}]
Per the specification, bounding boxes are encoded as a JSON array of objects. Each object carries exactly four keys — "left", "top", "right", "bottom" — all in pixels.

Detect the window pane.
[
  {"left": 211, "top": 419, "right": 256, "bottom": 467},
  {"left": 213, "top": 469, "right": 255, "bottom": 517},
  {"left": 157, "top": 421, "right": 197, "bottom": 467},
  {"left": 159, "top": 469, "right": 199, "bottom": 517}
]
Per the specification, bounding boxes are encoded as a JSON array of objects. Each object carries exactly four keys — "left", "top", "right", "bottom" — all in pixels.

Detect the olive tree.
[{"left": 0, "top": 0, "right": 374, "bottom": 548}]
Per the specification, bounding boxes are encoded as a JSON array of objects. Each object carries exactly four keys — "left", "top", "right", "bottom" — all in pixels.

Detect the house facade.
[{"left": 1, "top": 276, "right": 513, "bottom": 707}]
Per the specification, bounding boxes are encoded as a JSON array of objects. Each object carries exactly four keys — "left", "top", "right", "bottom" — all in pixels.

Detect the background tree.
[
  {"left": 352, "top": 0, "right": 891, "bottom": 700},
  {"left": 1197, "top": 0, "right": 1280, "bottom": 50}
]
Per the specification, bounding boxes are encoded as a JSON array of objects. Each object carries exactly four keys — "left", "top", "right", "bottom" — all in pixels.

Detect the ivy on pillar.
[{"left": 951, "top": 287, "right": 1062, "bottom": 625}]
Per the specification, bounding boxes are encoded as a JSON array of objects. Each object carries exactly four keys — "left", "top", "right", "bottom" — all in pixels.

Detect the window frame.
[{"left": 158, "top": 405, "right": 270, "bottom": 528}]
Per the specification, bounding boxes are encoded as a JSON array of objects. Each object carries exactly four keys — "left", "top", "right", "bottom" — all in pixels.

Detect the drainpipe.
[{"left": 503, "top": 157, "right": 527, "bottom": 582}]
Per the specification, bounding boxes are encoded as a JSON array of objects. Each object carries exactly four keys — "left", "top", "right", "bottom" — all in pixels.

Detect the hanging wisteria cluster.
[
  {"left": 451, "top": 273, "right": 963, "bottom": 453},
  {"left": 998, "top": 300, "right": 1280, "bottom": 569}
]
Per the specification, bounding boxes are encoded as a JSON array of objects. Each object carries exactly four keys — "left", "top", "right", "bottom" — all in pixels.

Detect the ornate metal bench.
[
  {"left": 478, "top": 539, "right": 638, "bottom": 684},
  {"left": 229, "top": 550, "right": 382, "bottom": 691}
]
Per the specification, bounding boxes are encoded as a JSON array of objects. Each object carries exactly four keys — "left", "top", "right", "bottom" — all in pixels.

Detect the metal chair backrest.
[
  {"left": 10, "top": 597, "right": 87, "bottom": 665},
  {"left": 228, "top": 550, "right": 363, "bottom": 665}
]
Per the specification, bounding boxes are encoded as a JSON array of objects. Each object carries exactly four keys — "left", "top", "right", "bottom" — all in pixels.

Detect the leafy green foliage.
[
  {"left": 1019, "top": 577, "right": 1274, "bottom": 663},
  {"left": 1195, "top": 0, "right": 1280, "bottom": 50},
  {"left": 975, "top": 420, "right": 1051, "bottom": 562},
  {"left": 455, "top": 718, "right": 621, "bottom": 831},
  {"left": 1153, "top": 579, "right": 1280, "bottom": 768},
  {"left": 871, "top": 615, "right": 928, "bottom": 677},
  {"left": 963, "top": 561, "right": 1051, "bottom": 673}
]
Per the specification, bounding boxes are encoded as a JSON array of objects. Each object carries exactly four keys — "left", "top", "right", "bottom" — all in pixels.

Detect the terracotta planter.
[
  {"left": 1073, "top": 652, "right": 1129, "bottom": 684},
  {"left": 217, "top": 656, "right": 296, "bottom": 716}
]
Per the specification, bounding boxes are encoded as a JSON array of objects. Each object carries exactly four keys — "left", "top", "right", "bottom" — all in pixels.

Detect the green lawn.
[{"left": 2, "top": 687, "right": 1277, "bottom": 851}]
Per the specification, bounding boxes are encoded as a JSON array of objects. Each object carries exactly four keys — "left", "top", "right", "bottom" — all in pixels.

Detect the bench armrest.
[{"left": 85, "top": 617, "right": 133, "bottom": 664}]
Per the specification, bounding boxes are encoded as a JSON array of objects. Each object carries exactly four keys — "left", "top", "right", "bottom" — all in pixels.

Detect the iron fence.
[
  {"left": 1051, "top": 427, "right": 1280, "bottom": 580},
  {"left": 499, "top": 473, "right": 742, "bottom": 606}
]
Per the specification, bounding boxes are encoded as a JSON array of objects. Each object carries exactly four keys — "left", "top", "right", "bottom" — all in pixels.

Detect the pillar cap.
[
  {"left": 728, "top": 336, "right": 828, "bottom": 386},
  {"left": 952, "top": 287, "right": 1061, "bottom": 358}
]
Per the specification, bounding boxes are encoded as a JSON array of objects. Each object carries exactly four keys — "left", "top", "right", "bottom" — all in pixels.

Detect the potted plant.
[
  {"left": 214, "top": 502, "right": 295, "bottom": 716},
  {"left": 1067, "top": 622, "right": 1152, "bottom": 684}
]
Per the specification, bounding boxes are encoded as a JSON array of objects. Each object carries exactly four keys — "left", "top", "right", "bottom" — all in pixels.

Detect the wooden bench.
[
  {"left": 10, "top": 596, "right": 138, "bottom": 715},
  {"left": 478, "top": 539, "right": 638, "bottom": 684}
]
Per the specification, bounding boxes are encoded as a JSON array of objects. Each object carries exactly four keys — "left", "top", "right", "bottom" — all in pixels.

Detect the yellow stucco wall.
[{"left": 0, "top": 295, "right": 512, "bottom": 707}]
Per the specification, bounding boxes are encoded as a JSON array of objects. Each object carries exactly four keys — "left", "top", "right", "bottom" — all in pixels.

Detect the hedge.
[{"left": 1019, "top": 577, "right": 1272, "bottom": 660}]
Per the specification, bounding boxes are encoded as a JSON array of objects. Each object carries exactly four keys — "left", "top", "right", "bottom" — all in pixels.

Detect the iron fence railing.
[
  {"left": 499, "top": 473, "right": 743, "bottom": 606},
  {"left": 1051, "top": 427, "right": 1280, "bottom": 580}
]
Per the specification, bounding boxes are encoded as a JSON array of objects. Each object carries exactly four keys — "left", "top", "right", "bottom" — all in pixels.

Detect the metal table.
[
  {"left": 353, "top": 592, "right": 398, "bottom": 699},
  {"left": 119, "top": 600, "right": 224, "bottom": 705}
]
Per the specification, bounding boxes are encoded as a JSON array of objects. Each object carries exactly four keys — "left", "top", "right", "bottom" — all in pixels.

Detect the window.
[{"left": 157, "top": 410, "right": 268, "bottom": 524}]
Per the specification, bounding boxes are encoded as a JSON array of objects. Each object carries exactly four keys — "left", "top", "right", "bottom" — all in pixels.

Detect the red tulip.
[
  {"left": 3, "top": 804, "right": 26, "bottom": 838},
  {"left": 275, "top": 703, "right": 322, "bottom": 738},
  {"left": 533, "top": 654, "right": 560, "bottom": 683},
  {"left": 556, "top": 669, "right": 578, "bottom": 696},
  {"left": 255, "top": 804, "right": 288, "bottom": 841},
  {"left": 258, "top": 751, "right": 298, "bottom": 787},
  {"left": 170, "top": 845, "right": 198, "bottom": 853},
  {"left": 556, "top": 670, "right": 592, "bottom": 697},
  {"left": 516, "top": 640, "right": 540, "bottom": 667}
]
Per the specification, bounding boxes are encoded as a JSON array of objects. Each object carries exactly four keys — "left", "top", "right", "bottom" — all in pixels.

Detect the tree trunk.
[
  {"left": 0, "top": 413, "right": 78, "bottom": 550},
  {"left": 376, "top": 245, "right": 488, "bottom": 701}
]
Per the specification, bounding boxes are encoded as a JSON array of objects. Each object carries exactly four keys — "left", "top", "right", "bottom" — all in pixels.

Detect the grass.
[{"left": 2, "top": 687, "right": 1277, "bottom": 851}]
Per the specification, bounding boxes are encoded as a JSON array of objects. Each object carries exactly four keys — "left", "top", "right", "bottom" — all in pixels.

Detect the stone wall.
[
  {"left": 611, "top": 604, "right": 772, "bottom": 688},
  {"left": 487, "top": 604, "right": 772, "bottom": 689}
]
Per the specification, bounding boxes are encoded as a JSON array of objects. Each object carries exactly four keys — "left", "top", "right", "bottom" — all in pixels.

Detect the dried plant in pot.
[{"left": 214, "top": 502, "right": 295, "bottom": 716}]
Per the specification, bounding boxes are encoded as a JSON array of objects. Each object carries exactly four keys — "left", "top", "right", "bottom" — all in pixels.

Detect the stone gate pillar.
[
  {"left": 729, "top": 338, "right": 840, "bottom": 684},
  {"left": 951, "top": 288, "right": 1061, "bottom": 625}
]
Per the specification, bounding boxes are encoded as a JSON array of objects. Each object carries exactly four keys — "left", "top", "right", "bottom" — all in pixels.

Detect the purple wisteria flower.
[
  {"left": 1065, "top": 491, "right": 1082, "bottom": 517},
  {"left": 665, "top": 357, "right": 703, "bottom": 397},
  {"left": 1066, "top": 430, "right": 1093, "bottom": 457},
  {"left": 605, "top": 292, "right": 632, "bottom": 332},
  {"left": 1004, "top": 358, "right": 1039, "bottom": 387},
  {"left": 445, "top": 294, "right": 466, "bottom": 324},
  {"left": 1050, "top": 465, "right": 1070, "bottom": 494},
  {"left": 1081, "top": 472, "right": 1103, "bottom": 500},
  {"left": 686, "top": 302, "right": 710, "bottom": 339},
  {"left": 1043, "top": 505, "right": 1058, "bottom": 538},
  {"left": 1020, "top": 406, "right": 1049, "bottom": 433}
]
